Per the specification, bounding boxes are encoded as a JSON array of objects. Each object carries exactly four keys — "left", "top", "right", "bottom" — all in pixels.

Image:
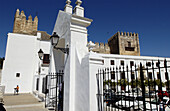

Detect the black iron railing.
[
  {"left": 45, "top": 70, "right": 64, "bottom": 111},
  {"left": 97, "top": 60, "right": 170, "bottom": 111}
]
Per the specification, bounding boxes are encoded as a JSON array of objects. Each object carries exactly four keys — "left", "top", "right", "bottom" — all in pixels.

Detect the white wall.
[
  {"left": 2, "top": 33, "right": 38, "bottom": 93},
  {"left": 52, "top": 10, "right": 72, "bottom": 111},
  {"left": 1, "top": 33, "right": 51, "bottom": 93},
  {"left": 33, "top": 40, "right": 50, "bottom": 96},
  {"left": 52, "top": 10, "right": 93, "bottom": 111},
  {"left": 88, "top": 52, "right": 170, "bottom": 111},
  {"left": 50, "top": 4, "right": 170, "bottom": 111}
]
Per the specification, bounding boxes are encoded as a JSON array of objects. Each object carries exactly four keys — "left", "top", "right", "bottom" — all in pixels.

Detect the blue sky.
[{"left": 0, "top": 0, "right": 170, "bottom": 58}]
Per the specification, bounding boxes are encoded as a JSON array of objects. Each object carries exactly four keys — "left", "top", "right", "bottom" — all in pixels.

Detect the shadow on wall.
[{"left": 53, "top": 38, "right": 66, "bottom": 71}]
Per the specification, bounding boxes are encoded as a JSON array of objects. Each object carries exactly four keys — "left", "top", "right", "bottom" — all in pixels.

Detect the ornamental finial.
[
  {"left": 76, "top": 0, "right": 82, "bottom": 6},
  {"left": 66, "top": 0, "right": 71, "bottom": 5}
]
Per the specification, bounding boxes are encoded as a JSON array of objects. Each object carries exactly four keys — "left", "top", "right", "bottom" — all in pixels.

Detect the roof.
[{"left": 32, "top": 31, "right": 51, "bottom": 41}]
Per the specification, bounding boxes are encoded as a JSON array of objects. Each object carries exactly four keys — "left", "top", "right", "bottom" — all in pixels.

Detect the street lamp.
[
  {"left": 38, "top": 49, "right": 44, "bottom": 60},
  {"left": 50, "top": 32, "right": 69, "bottom": 54},
  {"left": 50, "top": 32, "right": 60, "bottom": 46}
]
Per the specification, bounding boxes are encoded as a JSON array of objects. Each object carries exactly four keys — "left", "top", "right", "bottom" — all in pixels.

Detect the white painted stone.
[
  {"left": 73, "top": 6, "right": 84, "bottom": 17},
  {"left": 51, "top": 9, "right": 92, "bottom": 111},
  {"left": 64, "top": 1, "right": 73, "bottom": 14},
  {"left": 88, "top": 53, "right": 170, "bottom": 111},
  {"left": 1, "top": 33, "right": 50, "bottom": 94}
]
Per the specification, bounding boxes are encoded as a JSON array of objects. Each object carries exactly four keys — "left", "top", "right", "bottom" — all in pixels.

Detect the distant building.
[
  {"left": 92, "top": 32, "right": 140, "bottom": 56},
  {"left": 13, "top": 9, "right": 38, "bottom": 35},
  {"left": 108, "top": 32, "right": 140, "bottom": 56}
]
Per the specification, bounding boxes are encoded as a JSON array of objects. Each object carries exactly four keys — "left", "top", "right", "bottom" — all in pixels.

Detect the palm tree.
[
  {"left": 165, "top": 80, "right": 170, "bottom": 90},
  {"left": 155, "top": 79, "right": 165, "bottom": 88}
]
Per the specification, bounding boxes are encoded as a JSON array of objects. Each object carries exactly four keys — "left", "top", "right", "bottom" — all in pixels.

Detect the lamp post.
[
  {"left": 50, "top": 32, "right": 69, "bottom": 54},
  {"left": 38, "top": 49, "right": 44, "bottom": 74},
  {"left": 38, "top": 49, "right": 44, "bottom": 60},
  {"left": 36, "top": 49, "right": 44, "bottom": 94},
  {"left": 50, "top": 32, "right": 68, "bottom": 111}
]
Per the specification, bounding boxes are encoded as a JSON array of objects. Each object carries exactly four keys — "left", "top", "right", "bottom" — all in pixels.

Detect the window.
[
  {"left": 42, "top": 77, "right": 47, "bottom": 94},
  {"left": 130, "top": 61, "right": 134, "bottom": 67},
  {"left": 16, "top": 73, "right": 20, "bottom": 77},
  {"left": 156, "top": 62, "right": 159, "bottom": 67},
  {"left": 125, "top": 47, "right": 135, "bottom": 51},
  {"left": 148, "top": 72, "right": 152, "bottom": 79},
  {"left": 121, "top": 72, "right": 125, "bottom": 79},
  {"left": 110, "top": 60, "right": 115, "bottom": 65},
  {"left": 165, "top": 72, "right": 169, "bottom": 80},
  {"left": 146, "top": 62, "right": 151, "bottom": 67},
  {"left": 157, "top": 72, "right": 160, "bottom": 79},
  {"left": 43, "top": 54, "right": 50, "bottom": 64},
  {"left": 111, "top": 71, "right": 115, "bottom": 80},
  {"left": 121, "top": 60, "right": 124, "bottom": 66},
  {"left": 128, "top": 42, "right": 131, "bottom": 47}
]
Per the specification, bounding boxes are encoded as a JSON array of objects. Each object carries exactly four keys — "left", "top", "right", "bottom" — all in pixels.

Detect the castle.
[
  {"left": 13, "top": 9, "right": 38, "bottom": 35},
  {"left": 13, "top": 9, "right": 50, "bottom": 40},
  {"left": 1, "top": 9, "right": 51, "bottom": 94},
  {"left": 92, "top": 31, "right": 140, "bottom": 56},
  {"left": 13, "top": 9, "right": 140, "bottom": 56}
]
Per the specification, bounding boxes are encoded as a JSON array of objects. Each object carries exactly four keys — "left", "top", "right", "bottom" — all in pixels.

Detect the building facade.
[{"left": 1, "top": 10, "right": 51, "bottom": 97}]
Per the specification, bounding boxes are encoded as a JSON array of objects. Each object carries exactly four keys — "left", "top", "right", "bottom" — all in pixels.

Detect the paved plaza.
[{"left": 3, "top": 93, "right": 50, "bottom": 111}]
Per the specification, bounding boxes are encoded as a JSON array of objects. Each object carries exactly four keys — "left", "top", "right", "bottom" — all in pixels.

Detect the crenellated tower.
[
  {"left": 13, "top": 9, "right": 38, "bottom": 35},
  {"left": 108, "top": 31, "right": 140, "bottom": 56}
]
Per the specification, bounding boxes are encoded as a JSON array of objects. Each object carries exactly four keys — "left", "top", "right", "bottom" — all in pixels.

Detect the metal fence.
[
  {"left": 45, "top": 70, "right": 64, "bottom": 111},
  {"left": 97, "top": 60, "right": 170, "bottom": 111}
]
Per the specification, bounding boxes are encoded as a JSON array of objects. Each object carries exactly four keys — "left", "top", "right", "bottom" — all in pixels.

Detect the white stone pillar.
[
  {"left": 73, "top": 0, "right": 84, "bottom": 17},
  {"left": 64, "top": 0, "right": 73, "bottom": 14},
  {"left": 52, "top": 1, "right": 92, "bottom": 110},
  {"left": 62, "top": 14, "right": 92, "bottom": 111}
]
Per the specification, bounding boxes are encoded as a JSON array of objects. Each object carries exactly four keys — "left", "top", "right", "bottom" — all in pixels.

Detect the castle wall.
[
  {"left": 13, "top": 9, "right": 38, "bottom": 35},
  {"left": 92, "top": 42, "right": 110, "bottom": 54},
  {"left": 108, "top": 33, "right": 119, "bottom": 54},
  {"left": 108, "top": 32, "right": 140, "bottom": 56}
]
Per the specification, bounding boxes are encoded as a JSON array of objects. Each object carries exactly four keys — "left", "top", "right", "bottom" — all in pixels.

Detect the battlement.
[
  {"left": 92, "top": 42, "right": 110, "bottom": 54},
  {"left": 108, "top": 31, "right": 139, "bottom": 42},
  {"left": 13, "top": 9, "right": 38, "bottom": 35},
  {"left": 119, "top": 32, "right": 139, "bottom": 37}
]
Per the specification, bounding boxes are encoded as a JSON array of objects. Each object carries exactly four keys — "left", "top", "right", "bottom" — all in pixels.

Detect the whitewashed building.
[
  {"left": 1, "top": 10, "right": 51, "bottom": 97},
  {"left": 49, "top": 0, "right": 170, "bottom": 111}
]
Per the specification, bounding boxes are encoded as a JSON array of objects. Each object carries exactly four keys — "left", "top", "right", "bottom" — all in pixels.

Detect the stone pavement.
[{"left": 3, "top": 93, "right": 50, "bottom": 111}]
